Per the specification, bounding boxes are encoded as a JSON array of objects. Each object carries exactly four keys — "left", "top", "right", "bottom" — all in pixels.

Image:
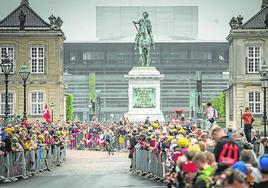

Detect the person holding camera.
[{"left": 242, "top": 107, "right": 254, "bottom": 143}]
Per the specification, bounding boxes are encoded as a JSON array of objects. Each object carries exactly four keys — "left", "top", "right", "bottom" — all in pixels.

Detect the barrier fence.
[
  {"left": 131, "top": 148, "right": 167, "bottom": 181},
  {"left": 0, "top": 144, "right": 67, "bottom": 183},
  {"left": 69, "top": 132, "right": 129, "bottom": 151}
]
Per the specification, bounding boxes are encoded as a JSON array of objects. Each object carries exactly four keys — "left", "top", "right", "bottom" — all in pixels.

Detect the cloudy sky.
[{"left": 0, "top": 0, "right": 262, "bottom": 42}]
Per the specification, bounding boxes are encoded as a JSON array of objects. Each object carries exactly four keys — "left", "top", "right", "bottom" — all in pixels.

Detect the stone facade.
[
  {"left": 225, "top": 2, "right": 268, "bottom": 129},
  {"left": 125, "top": 67, "right": 165, "bottom": 122},
  {"left": 0, "top": 1, "right": 65, "bottom": 122}
]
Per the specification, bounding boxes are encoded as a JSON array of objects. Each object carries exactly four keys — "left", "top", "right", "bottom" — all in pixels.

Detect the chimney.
[
  {"left": 262, "top": 0, "right": 268, "bottom": 8},
  {"left": 21, "top": 0, "right": 30, "bottom": 6}
]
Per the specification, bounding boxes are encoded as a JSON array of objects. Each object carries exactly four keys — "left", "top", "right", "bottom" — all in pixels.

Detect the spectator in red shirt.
[{"left": 242, "top": 107, "right": 254, "bottom": 143}]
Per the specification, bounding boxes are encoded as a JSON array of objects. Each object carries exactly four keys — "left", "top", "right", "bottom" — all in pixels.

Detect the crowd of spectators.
[
  {"left": 126, "top": 117, "right": 268, "bottom": 188},
  {"left": 0, "top": 119, "right": 68, "bottom": 174},
  {"left": 2, "top": 113, "right": 268, "bottom": 188}
]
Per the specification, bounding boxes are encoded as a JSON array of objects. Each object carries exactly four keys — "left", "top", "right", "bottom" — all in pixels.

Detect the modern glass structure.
[
  {"left": 96, "top": 6, "right": 198, "bottom": 40},
  {"left": 64, "top": 42, "right": 229, "bottom": 122}
]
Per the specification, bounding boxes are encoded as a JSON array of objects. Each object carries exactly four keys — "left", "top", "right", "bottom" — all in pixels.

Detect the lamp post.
[
  {"left": 88, "top": 103, "right": 91, "bottom": 121},
  {"left": 96, "top": 90, "right": 101, "bottom": 121},
  {"left": 239, "top": 103, "right": 244, "bottom": 128},
  {"left": 19, "top": 64, "right": 30, "bottom": 120},
  {"left": 259, "top": 64, "right": 268, "bottom": 137},
  {"left": 50, "top": 102, "right": 55, "bottom": 123},
  {"left": 0, "top": 53, "right": 13, "bottom": 122},
  {"left": 96, "top": 96, "right": 100, "bottom": 121}
]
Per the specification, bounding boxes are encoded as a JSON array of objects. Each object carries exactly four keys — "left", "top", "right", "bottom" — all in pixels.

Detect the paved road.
[{"left": 1, "top": 150, "right": 165, "bottom": 188}]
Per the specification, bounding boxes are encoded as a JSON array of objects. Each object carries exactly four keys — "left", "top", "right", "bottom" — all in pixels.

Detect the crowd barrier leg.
[
  {"left": 25, "top": 150, "right": 33, "bottom": 176},
  {"left": 124, "top": 136, "right": 128, "bottom": 151},
  {"left": 21, "top": 151, "right": 27, "bottom": 178},
  {"left": 134, "top": 148, "right": 139, "bottom": 172},
  {"left": 141, "top": 150, "right": 144, "bottom": 173},
  {"left": 0, "top": 153, "right": 11, "bottom": 182},
  {"left": 0, "top": 155, "right": 7, "bottom": 180},
  {"left": 31, "top": 150, "right": 37, "bottom": 174},
  {"left": 62, "top": 143, "right": 67, "bottom": 161},
  {"left": 56, "top": 146, "right": 61, "bottom": 166},
  {"left": 131, "top": 149, "right": 135, "bottom": 171}
]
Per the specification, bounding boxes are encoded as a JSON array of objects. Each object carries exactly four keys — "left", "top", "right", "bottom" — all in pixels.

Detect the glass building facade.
[
  {"left": 96, "top": 6, "right": 198, "bottom": 40},
  {"left": 64, "top": 42, "right": 229, "bottom": 122}
]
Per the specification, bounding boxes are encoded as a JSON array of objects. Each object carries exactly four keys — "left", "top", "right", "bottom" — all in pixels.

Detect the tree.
[
  {"left": 66, "top": 94, "right": 74, "bottom": 121},
  {"left": 211, "top": 92, "right": 225, "bottom": 119}
]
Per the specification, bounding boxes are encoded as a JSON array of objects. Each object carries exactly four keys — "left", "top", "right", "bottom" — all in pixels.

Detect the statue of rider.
[{"left": 133, "top": 12, "right": 155, "bottom": 50}]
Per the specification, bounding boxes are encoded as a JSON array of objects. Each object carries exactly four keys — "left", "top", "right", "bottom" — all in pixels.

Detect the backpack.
[{"left": 219, "top": 141, "right": 239, "bottom": 166}]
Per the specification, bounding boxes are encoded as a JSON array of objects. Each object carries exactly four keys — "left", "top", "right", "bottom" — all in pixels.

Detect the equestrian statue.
[{"left": 133, "top": 12, "right": 155, "bottom": 67}]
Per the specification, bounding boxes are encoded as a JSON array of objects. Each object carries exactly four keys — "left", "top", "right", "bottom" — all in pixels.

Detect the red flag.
[{"left": 42, "top": 104, "right": 51, "bottom": 123}]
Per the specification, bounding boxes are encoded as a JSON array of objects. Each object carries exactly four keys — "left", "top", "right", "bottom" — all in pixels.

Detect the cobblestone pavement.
[{"left": 2, "top": 150, "right": 165, "bottom": 188}]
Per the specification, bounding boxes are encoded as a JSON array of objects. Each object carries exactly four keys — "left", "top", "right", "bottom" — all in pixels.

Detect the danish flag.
[{"left": 42, "top": 104, "right": 51, "bottom": 123}]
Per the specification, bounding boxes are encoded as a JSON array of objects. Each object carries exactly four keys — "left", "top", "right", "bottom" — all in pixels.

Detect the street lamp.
[
  {"left": 19, "top": 64, "right": 30, "bottom": 119},
  {"left": 96, "top": 90, "right": 101, "bottom": 121},
  {"left": 50, "top": 102, "right": 55, "bottom": 123},
  {"left": 239, "top": 103, "right": 244, "bottom": 128},
  {"left": 0, "top": 53, "right": 13, "bottom": 122},
  {"left": 259, "top": 63, "right": 268, "bottom": 137},
  {"left": 88, "top": 103, "right": 92, "bottom": 121},
  {"left": 96, "top": 96, "right": 100, "bottom": 121}
]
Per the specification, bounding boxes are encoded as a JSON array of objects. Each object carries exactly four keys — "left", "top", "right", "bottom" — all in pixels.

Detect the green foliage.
[
  {"left": 66, "top": 94, "right": 74, "bottom": 121},
  {"left": 89, "top": 73, "right": 96, "bottom": 102},
  {"left": 211, "top": 92, "right": 225, "bottom": 118}
]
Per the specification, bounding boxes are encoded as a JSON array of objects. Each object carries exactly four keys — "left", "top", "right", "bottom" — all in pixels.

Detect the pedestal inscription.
[{"left": 125, "top": 67, "right": 164, "bottom": 122}]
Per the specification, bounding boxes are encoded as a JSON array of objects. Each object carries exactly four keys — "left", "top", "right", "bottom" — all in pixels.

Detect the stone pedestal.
[{"left": 124, "top": 67, "right": 165, "bottom": 122}]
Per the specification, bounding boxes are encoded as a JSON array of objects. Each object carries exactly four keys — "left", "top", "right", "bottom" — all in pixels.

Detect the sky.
[{"left": 0, "top": 0, "right": 262, "bottom": 42}]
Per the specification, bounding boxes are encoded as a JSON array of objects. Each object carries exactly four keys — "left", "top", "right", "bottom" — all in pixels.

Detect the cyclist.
[{"left": 104, "top": 129, "right": 114, "bottom": 155}]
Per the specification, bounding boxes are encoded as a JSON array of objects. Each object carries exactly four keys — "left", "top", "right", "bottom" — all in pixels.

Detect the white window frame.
[
  {"left": 30, "top": 46, "right": 45, "bottom": 74},
  {"left": 30, "top": 91, "right": 45, "bottom": 115},
  {"left": 247, "top": 46, "right": 261, "bottom": 73},
  {"left": 248, "top": 91, "right": 261, "bottom": 114},
  {"left": 0, "top": 92, "right": 16, "bottom": 115},
  {"left": 0, "top": 46, "right": 15, "bottom": 74}
]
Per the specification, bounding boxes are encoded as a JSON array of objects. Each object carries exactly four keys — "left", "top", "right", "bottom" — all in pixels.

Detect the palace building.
[
  {"left": 0, "top": 0, "right": 66, "bottom": 122},
  {"left": 225, "top": 0, "right": 268, "bottom": 128}
]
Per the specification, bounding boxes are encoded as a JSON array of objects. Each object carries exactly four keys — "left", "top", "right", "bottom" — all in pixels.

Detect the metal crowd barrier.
[
  {"left": 131, "top": 148, "right": 166, "bottom": 181},
  {"left": 0, "top": 144, "right": 67, "bottom": 183}
]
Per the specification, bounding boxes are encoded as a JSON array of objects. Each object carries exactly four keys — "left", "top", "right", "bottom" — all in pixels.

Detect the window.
[
  {"left": 83, "top": 51, "right": 104, "bottom": 60},
  {"left": 0, "top": 93, "right": 15, "bottom": 115},
  {"left": 30, "top": 46, "right": 45, "bottom": 73},
  {"left": 70, "top": 52, "right": 76, "bottom": 62},
  {"left": 247, "top": 46, "right": 261, "bottom": 73},
  {"left": 190, "top": 51, "right": 212, "bottom": 60},
  {"left": 31, "top": 92, "right": 44, "bottom": 115},
  {"left": 0, "top": 46, "right": 15, "bottom": 73},
  {"left": 83, "top": 52, "right": 91, "bottom": 60},
  {"left": 248, "top": 91, "right": 261, "bottom": 114}
]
